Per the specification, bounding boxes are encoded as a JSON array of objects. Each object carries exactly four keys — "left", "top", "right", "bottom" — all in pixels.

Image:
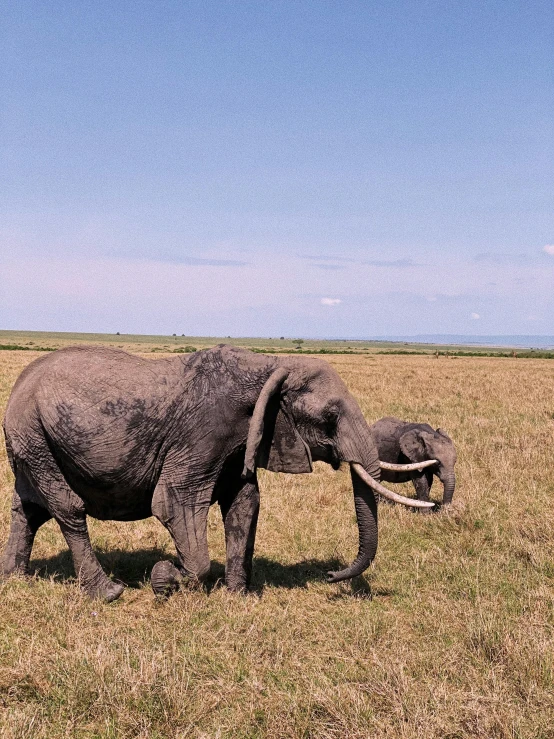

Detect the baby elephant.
[{"left": 370, "top": 417, "right": 456, "bottom": 506}]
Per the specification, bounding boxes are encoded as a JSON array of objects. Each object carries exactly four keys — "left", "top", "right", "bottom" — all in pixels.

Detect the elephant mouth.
[
  {"left": 311, "top": 443, "right": 342, "bottom": 470},
  {"left": 329, "top": 447, "right": 342, "bottom": 470}
]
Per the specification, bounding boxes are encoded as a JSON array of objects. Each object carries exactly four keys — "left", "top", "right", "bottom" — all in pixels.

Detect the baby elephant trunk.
[{"left": 441, "top": 471, "right": 456, "bottom": 505}]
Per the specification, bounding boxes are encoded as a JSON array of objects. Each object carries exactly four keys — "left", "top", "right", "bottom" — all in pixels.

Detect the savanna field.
[{"left": 1, "top": 343, "right": 554, "bottom": 738}]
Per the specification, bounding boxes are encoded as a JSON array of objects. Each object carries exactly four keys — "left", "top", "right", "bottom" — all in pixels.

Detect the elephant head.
[
  {"left": 395, "top": 426, "right": 457, "bottom": 505},
  {"left": 238, "top": 354, "right": 433, "bottom": 583}
]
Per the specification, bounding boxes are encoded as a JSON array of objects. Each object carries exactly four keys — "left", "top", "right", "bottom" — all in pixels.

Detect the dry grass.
[{"left": 1, "top": 349, "right": 554, "bottom": 737}]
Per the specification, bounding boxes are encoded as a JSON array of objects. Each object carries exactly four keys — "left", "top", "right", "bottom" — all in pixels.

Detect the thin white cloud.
[
  {"left": 470, "top": 312, "right": 480, "bottom": 320},
  {"left": 313, "top": 264, "right": 347, "bottom": 271},
  {"left": 362, "top": 258, "right": 421, "bottom": 267},
  {"left": 321, "top": 298, "right": 342, "bottom": 306},
  {"left": 474, "top": 252, "right": 529, "bottom": 264},
  {"left": 543, "top": 244, "right": 554, "bottom": 256},
  {"left": 164, "top": 256, "right": 248, "bottom": 266},
  {"left": 303, "top": 255, "right": 357, "bottom": 263}
]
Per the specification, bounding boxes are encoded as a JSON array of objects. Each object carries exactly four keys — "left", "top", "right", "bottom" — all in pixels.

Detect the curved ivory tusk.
[
  {"left": 351, "top": 463, "right": 435, "bottom": 508},
  {"left": 379, "top": 459, "right": 438, "bottom": 472}
]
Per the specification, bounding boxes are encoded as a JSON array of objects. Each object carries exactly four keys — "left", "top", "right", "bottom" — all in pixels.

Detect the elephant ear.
[
  {"left": 399, "top": 429, "right": 427, "bottom": 462},
  {"left": 242, "top": 369, "right": 312, "bottom": 479}
]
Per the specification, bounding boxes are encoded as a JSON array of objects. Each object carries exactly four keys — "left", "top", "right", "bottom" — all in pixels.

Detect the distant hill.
[{"left": 370, "top": 335, "right": 554, "bottom": 349}]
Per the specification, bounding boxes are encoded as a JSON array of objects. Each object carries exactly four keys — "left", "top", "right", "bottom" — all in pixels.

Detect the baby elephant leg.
[
  {"left": 219, "top": 477, "right": 260, "bottom": 592},
  {"left": 412, "top": 471, "right": 434, "bottom": 513},
  {"left": 1, "top": 473, "right": 52, "bottom": 577}
]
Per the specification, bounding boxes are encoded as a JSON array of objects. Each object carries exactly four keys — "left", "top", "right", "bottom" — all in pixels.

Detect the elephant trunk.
[
  {"left": 441, "top": 471, "right": 456, "bottom": 505},
  {"left": 327, "top": 413, "right": 434, "bottom": 584},
  {"left": 327, "top": 464, "right": 378, "bottom": 583},
  {"left": 326, "top": 419, "right": 381, "bottom": 583}
]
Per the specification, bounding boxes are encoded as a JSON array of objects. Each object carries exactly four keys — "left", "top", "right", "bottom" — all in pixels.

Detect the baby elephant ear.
[
  {"left": 242, "top": 368, "right": 312, "bottom": 478},
  {"left": 399, "top": 429, "right": 427, "bottom": 462}
]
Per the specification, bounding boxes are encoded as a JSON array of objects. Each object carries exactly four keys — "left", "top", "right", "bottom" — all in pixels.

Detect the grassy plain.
[
  {"left": 1, "top": 329, "right": 398, "bottom": 353},
  {"left": 1, "top": 340, "right": 554, "bottom": 737},
  {"left": 0, "top": 329, "right": 543, "bottom": 356}
]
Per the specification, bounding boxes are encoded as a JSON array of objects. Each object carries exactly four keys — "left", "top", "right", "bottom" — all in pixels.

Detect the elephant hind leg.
[
  {"left": 20, "top": 452, "right": 124, "bottom": 601},
  {"left": 1, "top": 472, "right": 52, "bottom": 577},
  {"left": 57, "top": 516, "right": 124, "bottom": 601}
]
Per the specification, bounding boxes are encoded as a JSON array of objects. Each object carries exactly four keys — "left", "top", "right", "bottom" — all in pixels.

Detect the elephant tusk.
[
  {"left": 351, "top": 463, "right": 435, "bottom": 508},
  {"left": 379, "top": 459, "right": 438, "bottom": 472}
]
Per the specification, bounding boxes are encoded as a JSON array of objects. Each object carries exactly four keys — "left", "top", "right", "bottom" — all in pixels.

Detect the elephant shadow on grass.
[
  {"left": 251, "top": 558, "right": 395, "bottom": 600},
  {"left": 30, "top": 547, "right": 169, "bottom": 589},
  {"left": 28, "top": 549, "right": 388, "bottom": 597}
]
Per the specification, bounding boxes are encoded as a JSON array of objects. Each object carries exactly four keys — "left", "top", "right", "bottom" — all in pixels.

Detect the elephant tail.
[{"left": 2, "top": 422, "right": 17, "bottom": 476}]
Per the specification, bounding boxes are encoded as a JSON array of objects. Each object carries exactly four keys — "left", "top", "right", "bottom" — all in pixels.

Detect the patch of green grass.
[{"left": 0, "top": 344, "right": 55, "bottom": 352}]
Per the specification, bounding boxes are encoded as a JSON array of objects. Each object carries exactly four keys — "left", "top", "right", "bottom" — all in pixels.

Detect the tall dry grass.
[{"left": 1, "top": 350, "right": 553, "bottom": 738}]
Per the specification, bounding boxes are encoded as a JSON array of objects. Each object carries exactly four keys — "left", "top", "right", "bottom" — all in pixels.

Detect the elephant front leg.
[
  {"left": 151, "top": 481, "right": 211, "bottom": 595},
  {"left": 412, "top": 472, "right": 432, "bottom": 513},
  {"left": 219, "top": 478, "right": 260, "bottom": 592}
]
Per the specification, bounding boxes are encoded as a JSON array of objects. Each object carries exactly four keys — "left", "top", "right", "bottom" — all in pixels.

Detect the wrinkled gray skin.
[
  {"left": 370, "top": 417, "right": 456, "bottom": 506},
  {"left": 2, "top": 345, "right": 385, "bottom": 601}
]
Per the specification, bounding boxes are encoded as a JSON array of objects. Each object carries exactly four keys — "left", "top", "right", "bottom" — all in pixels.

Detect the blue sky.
[{"left": 1, "top": 0, "right": 552, "bottom": 337}]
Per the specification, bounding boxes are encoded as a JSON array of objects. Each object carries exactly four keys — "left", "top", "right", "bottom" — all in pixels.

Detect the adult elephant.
[
  {"left": 370, "top": 417, "right": 457, "bottom": 506},
  {"left": 2, "top": 346, "right": 432, "bottom": 601}
]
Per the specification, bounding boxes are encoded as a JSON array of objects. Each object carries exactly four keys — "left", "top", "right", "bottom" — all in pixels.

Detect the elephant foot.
[
  {"left": 225, "top": 577, "right": 249, "bottom": 594},
  {"left": 151, "top": 560, "right": 183, "bottom": 597},
  {"left": 84, "top": 578, "right": 125, "bottom": 603},
  {"left": 0, "top": 564, "right": 30, "bottom": 580},
  {"left": 178, "top": 563, "right": 211, "bottom": 590},
  {"left": 417, "top": 505, "right": 433, "bottom": 515}
]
